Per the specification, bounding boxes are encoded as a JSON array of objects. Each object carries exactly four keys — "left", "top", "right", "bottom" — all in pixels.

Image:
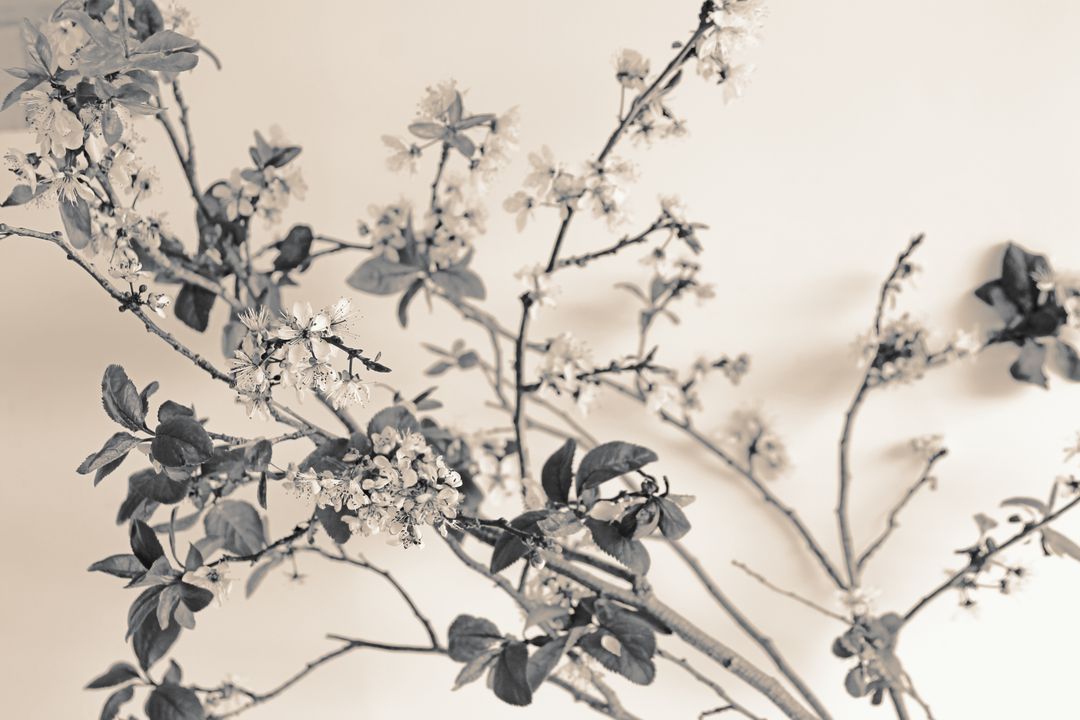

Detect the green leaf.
[
  {"left": 77, "top": 432, "right": 140, "bottom": 475},
  {"left": 397, "top": 278, "right": 424, "bottom": 327},
  {"left": 541, "top": 439, "right": 576, "bottom": 505},
  {"left": 130, "top": 519, "right": 165, "bottom": 568},
  {"left": 152, "top": 417, "right": 213, "bottom": 467},
  {"left": 999, "top": 243, "right": 1048, "bottom": 314},
  {"left": 157, "top": 400, "right": 194, "bottom": 424},
  {"left": 134, "top": 29, "right": 199, "bottom": 55},
  {"left": 1009, "top": 339, "right": 1048, "bottom": 388},
  {"left": 86, "top": 662, "right": 141, "bottom": 689},
  {"left": 100, "top": 684, "right": 135, "bottom": 720},
  {"left": 407, "top": 121, "right": 446, "bottom": 140},
  {"left": 163, "top": 659, "right": 182, "bottom": 685},
  {"left": 59, "top": 195, "right": 93, "bottom": 249},
  {"left": 576, "top": 441, "right": 658, "bottom": 493},
  {"left": 1043, "top": 527, "right": 1080, "bottom": 562},
  {"left": 447, "top": 615, "right": 502, "bottom": 662},
  {"left": 94, "top": 455, "right": 127, "bottom": 486},
  {"left": 129, "top": 51, "right": 198, "bottom": 73},
  {"left": 431, "top": 267, "right": 485, "bottom": 300},
  {"left": 173, "top": 283, "right": 216, "bottom": 332},
  {"left": 447, "top": 132, "right": 476, "bottom": 158},
  {"left": 346, "top": 256, "right": 419, "bottom": 295},
  {"left": 204, "top": 500, "right": 266, "bottom": 555},
  {"left": 1053, "top": 339, "right": 1080, "bottom": 381},
  {"left": 178, "top": 582, "right": 213, "bottom": 613},
  {"left": 133, "top": 613, "right": 181, "bottom": 671},
  {"left": 244, "top": 439, "right": 273, "bottom": 472},
  {"left": 101, "top": 365, "right": 148, "bottom": 431},
  {"left": 489, "top": 511, "right": 549, "bottom": 574},
  {"left": 272, "top": 224, "right": 313, "bottom": 272},
  {"left": 315, "top": 503, "right": 355, "bottom": 545},
  {"left": 526, "top": 637, "right": 568, "bottom": 691},
  {"left": 1, "top": 73, "right": 45, "bottom": 111},
  {"left": 453, "top": 648, "right": 499, "bottom": 690},
  {"left": 585, "top": 519, "right": 651, "bottom": 575},
  {"left": 845, "top": 666, "right": 870, "bottom": 697},
  {"left": 145, "top": 683, "right": 205, "bottom": 720},
  {"left": 579, "top": 603, "right": 656, "bottom": 685},
  {"left": 657, "top": 497, "right": 692, "bottom": 540},
  {"left": 2, "top": 182, "right": 48, "bottom": 207},
  {"left": 89, "top": 554, "right": 147, "bottom": 579},
  {"left": 491, "top": 640, "right": 532, "bottom": 706}
]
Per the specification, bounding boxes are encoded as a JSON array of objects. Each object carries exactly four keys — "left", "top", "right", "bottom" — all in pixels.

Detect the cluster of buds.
[{"left": 286, "top": 425, "right": 463, "bottom": 548}]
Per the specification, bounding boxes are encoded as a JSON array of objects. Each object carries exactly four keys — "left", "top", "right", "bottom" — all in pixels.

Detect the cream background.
[{"left": 2, "top": 1, "right": 1080, "bottom": 718}]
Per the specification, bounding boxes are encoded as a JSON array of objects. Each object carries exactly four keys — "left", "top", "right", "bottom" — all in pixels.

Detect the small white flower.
[
  {"left": 614, "top": 49, "right": 650, "bottom": 90},
  {"left": 147, "top": 293, "right": 171, "bottom": 319}
]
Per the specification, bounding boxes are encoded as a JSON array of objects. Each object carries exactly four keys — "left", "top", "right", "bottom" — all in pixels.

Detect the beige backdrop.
[{"left": 3, "top": 1, "right": 1080, "bottom": 718}]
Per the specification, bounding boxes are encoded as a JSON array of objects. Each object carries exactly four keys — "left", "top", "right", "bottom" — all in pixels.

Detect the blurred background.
[{"left": 3, "top": 0, "right": 1080, "bottom": 718}]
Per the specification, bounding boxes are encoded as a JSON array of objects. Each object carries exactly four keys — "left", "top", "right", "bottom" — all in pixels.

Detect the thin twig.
[
  {"left": 732, "top": 560, "right": 848, "bottom": 623},
  {"left": 657, "top": 648, "right": 766, "bottom": 720}
]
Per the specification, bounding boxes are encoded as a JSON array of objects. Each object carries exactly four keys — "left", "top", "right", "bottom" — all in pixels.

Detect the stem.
[{"left": 903, "top": 493, "right": 1080, "bottom": 623}]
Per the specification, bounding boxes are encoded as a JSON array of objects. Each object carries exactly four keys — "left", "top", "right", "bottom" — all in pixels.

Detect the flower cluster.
[
  {"left": 229, "top": 299, "right": 371, "bottom": 418},
  {"left": 855, "top": 315, "right": 932, "bottom": 386},
  {"left": 697, "top": 0, "right": 768, "bottom": 103},
  {"left": 210, "top": 128, "right": 306, "bottom": 223},
  {"left": 724, "top": 409, "right": 788, "bottom": 478},
  {"left": 285, "top": 426, "right": 463, "bottom": 548},
  {"left": 537, "top": 332, "right": 597, "bottom": 412},
  {"left": 508, "top": 146, "right": 638, "bottom": 229},
  {"left": 515, "top": 263, "right": 559, "bottom": 314},
  {"left": 382, "top": 80, "right": 520, "bottom": 186}
]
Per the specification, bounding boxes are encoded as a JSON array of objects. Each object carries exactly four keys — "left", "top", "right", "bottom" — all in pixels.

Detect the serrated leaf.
[
  {"left": 152, "top": 417, "right": 213, "bottom": 467},
  {"left": 101, "top": 365, "right": 147, "bottom": 431},
  {"left": 576, "top": 441, "right": 658, "bottom": 493},
  {"left": 585, "top": 519, "right": 650, "bottom": 575},
  {"left": 204, "top": 500, "right": 266, "bottom": 556},
  {"left": 448, "top": 615, "right": 502, "bottom": 662},
  {"left": 491, "top": 641, "right": 532, "bottom": 706},
  {"left": 541, "top": 439, "right": 575, "bottom": 505},
  {"left": 1053, "top": 339, "right": 1080, "bottom": 381},
  {"left": 78, "top": 432, "right": 140, "bottom": 475},
  {"left": 133, "top": 29, "right": 198, "bottom": 55}
]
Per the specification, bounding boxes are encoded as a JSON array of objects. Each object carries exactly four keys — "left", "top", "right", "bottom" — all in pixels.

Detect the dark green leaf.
[
  {"left": 2, "top": 182, "right": 48, "bottom": 207},
  {"left": 526, "top": 637, "right": 567, "bottom": 691},
  {"left": 157, "top": 400, "right": 194, "bottom": 424},
  {"left": 453, "top": 648, "right": 499, "bottom": 690},
  {"left": 152, "top": 417, "right": 213, "bottom": 467},
  {"left": 133, "top": 614, "right": 181, "bottom": 670},
  {"left": 657, "top": 497, "right": 691, "bottom": 540},
  {"left": 315, "top": 503, "right": 355, "bottom": 545},
  {"left": 133, "top": 29, "right": 198, "bottom": 55},
  {"left": 448, "top": 615, "right": 502, "bottom": 662},
  {"left": 145, "top": 683, "right": 205, "bottom": 720},
  {"left": 447, "top": 132, "right": 476, "bottom": 158},
  {"left": 273, "top": 224, "right": 313, "bottom": 272},
  {"left": 89, "top": 554, "right": 146, "bottom": 579},
  {"left": 86, "top": 662, "right": 140, "bottom": 689},
  {"left": 59, "top": 195, "right": 92, "bottom": 249},
  {"left": 100, "top": 684, "right": 134, "bottom": 720},
  {"left": 173, "top": 283, "right": 216, "bottom": 332},
  {"left": 576, "top": 441, "right": 658, "bottom": 493},
  {"left": 101, "top": 365, "right": 147, "bottom": 431},
  {"left": 541, "top": 440, "right": 576, "bottom": 505},
  {"left": 77, "top": 432, "right": 140, "bottom": 475},
  {"left": 579, "top": 603, "right": 656, "bottom": 685},
  {"left": 94, "top": 455, "right": 127, "bottom": 486},
  {"left": 585, "top": 519, "right": 651, "bottom": 575},
  {"left": 1053, "top": 339, "right": 1080, "bottom": 381},
  {"left": 163, "top": 659, "right": 182, "bottom": 685},
  {"left": 130, "top": 519, "right": 165, "bottom": 568},
  {"left": 1000, "top": 243, "right": 1048, "bottom": 314},
  {"left": 204, "top": 500, "right": 266, "bottom": 555},
  {"left": 1009, "top": 339, "right": 1048, "bottom": 388},
  {"left": 129, "top": 51, "right": 198, "bottom": 73},
  {"left": 491, "top": 641, "right": 532, "bottom": 706}
]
